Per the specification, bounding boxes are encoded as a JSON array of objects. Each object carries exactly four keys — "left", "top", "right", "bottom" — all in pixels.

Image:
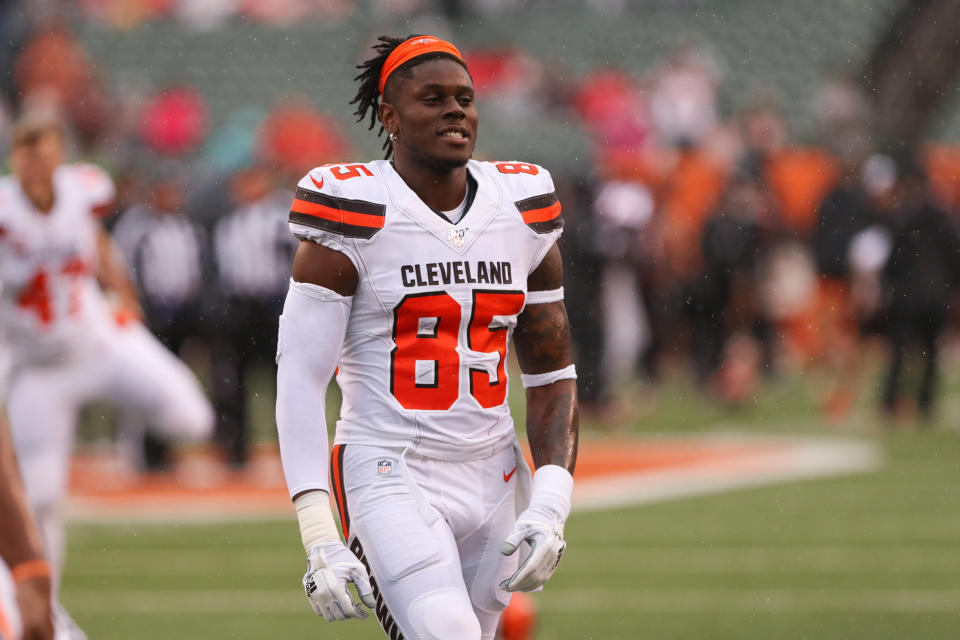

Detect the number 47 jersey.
[{"left": 288, "top": 159, "right": 563, "bottom": 461}]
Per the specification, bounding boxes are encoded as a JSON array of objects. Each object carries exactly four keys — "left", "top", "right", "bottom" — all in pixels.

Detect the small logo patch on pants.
[{"left": 377, "top": 459, "right": 393, "bottom": 476}]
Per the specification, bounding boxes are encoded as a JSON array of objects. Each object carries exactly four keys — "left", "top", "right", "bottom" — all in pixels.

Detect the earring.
[{"left": 389, "top": 132, "right": 397, "bottom": 142}]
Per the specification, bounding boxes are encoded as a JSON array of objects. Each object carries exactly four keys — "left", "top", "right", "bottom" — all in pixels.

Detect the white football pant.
[
  {"left": 7, "top": 321, "right": 214, "bottom": 589},
  {"left": 331, "top": 442, "right": 528, "bottom": 640}
]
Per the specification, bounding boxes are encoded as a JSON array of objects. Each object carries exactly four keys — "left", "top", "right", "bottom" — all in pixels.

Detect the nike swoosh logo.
[
  {"left": 310, "top": 174, "right": 324, "bottom": 190},
  {"left": 503, "top": 466, "right": 518, "bottom": 483}
]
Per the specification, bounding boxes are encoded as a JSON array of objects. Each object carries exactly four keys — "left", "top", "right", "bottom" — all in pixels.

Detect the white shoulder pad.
[
  {"left": 289, "top": 162, "right": 387, "bottom": 242},
  {"left": 69, "top": 163, "right": 116, "bottom": 216},
  {"left": 482, "top": 160, "right": 562, "bottom": 235}
]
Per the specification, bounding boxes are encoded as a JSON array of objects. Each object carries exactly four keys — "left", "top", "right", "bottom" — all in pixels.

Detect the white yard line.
[
  {"left": 573, "top": 436, "right": 882, "bottom": 512},
  {"left": 63, "top": 587, "right": 960, "bottom": 615}
]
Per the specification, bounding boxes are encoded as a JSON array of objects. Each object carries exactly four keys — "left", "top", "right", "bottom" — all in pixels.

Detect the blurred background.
[{"left": 3, "top": 0, "right": 960, "bottom": 638}]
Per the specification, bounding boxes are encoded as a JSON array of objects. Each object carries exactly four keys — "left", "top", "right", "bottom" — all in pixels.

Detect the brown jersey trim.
[
  {"left": 515, "top": 192, "right": 564, "bottom": 233},
  {"left": 329, "top": 444, "right": 350, "bottom": 538}
]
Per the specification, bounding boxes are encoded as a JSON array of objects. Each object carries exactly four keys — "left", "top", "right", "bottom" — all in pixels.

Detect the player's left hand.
[{"left": 499, "top": 503, "right": 566, "bottom": 592}]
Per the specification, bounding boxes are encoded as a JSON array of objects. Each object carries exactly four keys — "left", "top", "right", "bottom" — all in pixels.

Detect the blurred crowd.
[
  {"left": 559, "top": 47, "right": 960, "bottom": 424},
  {"left": 2, "top": 0, "right": 960, "bottom": 468}
]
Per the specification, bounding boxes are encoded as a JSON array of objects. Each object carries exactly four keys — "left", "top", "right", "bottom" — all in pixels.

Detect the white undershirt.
[{"left": 438, "top": 192, "right": 468, "bottom": 224}]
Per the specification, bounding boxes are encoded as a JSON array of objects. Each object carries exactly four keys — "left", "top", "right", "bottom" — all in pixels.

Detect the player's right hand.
[
  {"left": 303, "top": 541, "right": 376, "bottom": 621},
  {"left": 16, "top": 575, "right": 55, "bottom": 640}
]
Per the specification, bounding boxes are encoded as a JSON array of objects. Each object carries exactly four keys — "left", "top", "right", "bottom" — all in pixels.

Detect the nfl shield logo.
[
  {"left": 377, "top": 459, "right": 393, "bottom": 476},
  {"left": 447, "top": 227, "right": 468, "bottom": 247}
]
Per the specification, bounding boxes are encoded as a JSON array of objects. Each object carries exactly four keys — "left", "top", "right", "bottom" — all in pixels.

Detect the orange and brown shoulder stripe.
[
  {"left": 515, "top": 192, "right": 563, "bottom": 233},
  {"left": 290, "top": 188, "right": 386, "bottom": 239}
]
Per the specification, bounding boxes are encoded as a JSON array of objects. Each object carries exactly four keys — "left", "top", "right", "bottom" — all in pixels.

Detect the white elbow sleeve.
[
  {"left": 276, "top": 279, "right": 352, "bottom": 498},
  {"left": 521, "top": 364, "right": 577, "bottom": 388}
]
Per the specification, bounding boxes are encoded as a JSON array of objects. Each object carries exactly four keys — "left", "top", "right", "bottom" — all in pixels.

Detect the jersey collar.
[{"left": 380, "top": 160, "right": 501, "bottom": 256}]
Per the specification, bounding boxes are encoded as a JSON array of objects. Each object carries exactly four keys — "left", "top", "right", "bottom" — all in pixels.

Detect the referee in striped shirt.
[
  {"left": 113, "top": 167, "right": 207, "bottom": 469},
  {"left": 211, "top": 163, "right": 297, "bottom": 467}
]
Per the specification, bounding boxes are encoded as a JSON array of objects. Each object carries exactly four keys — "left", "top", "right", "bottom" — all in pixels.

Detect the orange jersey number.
[
  {"left": 331, "top": 164, "right": 374, "bottom": 181},
  {"left": 391, "top": 292, "right": 462, "bottom": 411},
  {"left": 468, "top": 290, "right": 526, "bottom": 408},
  {"left": 391, "top": 290, "right": 525, "bottom": 410},
  {"left": 17, "top": 271, "right": 53, "bottom": 325},
  {"left": 495, "top": 162, "right": 539, "bottom": 176}
]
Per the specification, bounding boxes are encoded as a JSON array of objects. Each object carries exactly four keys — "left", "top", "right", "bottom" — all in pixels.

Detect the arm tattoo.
[
  {"left": 515, "top": 243, "right": 578, "bottom": 472},
  {"left": 513, "top": 301, "right": 573, "bottom": 374},
  {"left": 527, "top": 383, "right": 579, "bottom": 472}
]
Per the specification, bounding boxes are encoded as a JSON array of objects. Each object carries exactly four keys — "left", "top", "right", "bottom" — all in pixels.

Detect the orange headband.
[{"left": 378, "top": 36, "right": 464, "bottom": 95}]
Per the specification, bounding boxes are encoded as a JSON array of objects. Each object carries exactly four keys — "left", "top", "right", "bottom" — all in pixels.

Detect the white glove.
[
  {"left": 499, "top": 464, "right": 573, "bottom": 592},
  {"left": 499, "top": 504, "right": 566, "bottom": 592},
  {"left": 303, "top": 541, "right": 376, "bottom": 621}
]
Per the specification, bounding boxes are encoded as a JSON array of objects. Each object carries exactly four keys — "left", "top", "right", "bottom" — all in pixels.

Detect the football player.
[
  {"left": 276, "top": 35, "right": 578, "bottom": 639},
  {"left": 0, "top": 113, "right": 215, "bottom": 637}
]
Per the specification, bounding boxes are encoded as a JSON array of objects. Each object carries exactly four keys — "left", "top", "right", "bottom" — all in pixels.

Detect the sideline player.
[
  {"left": 276, "top": 35, "right": 578, "bottom": 639},
  {"left": 0, "top": 114, "right": 215, "bottom": 636},
  {"left": 0, "top": 325, "right": 54, "bottom": 640}
]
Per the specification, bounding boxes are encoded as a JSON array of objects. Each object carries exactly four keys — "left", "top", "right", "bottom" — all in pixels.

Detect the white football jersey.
[
  {"left": 289, "top": 159, "right": 563, "bottom": 460},
  {"left": 0, "top": 163, "right": 116, "bottom": 365}
]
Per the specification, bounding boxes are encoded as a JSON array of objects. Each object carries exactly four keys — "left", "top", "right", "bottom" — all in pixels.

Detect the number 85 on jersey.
[{"left": 390, "top": 289, "right": 525, "bottom": 411}]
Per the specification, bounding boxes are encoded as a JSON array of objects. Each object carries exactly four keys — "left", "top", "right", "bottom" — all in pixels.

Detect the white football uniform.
[
  {"left": 0, "top": 164, "right": 213, "bottom": 599},
  {"left": 286, "top": 159, "right": 562, "bottom": 639}
]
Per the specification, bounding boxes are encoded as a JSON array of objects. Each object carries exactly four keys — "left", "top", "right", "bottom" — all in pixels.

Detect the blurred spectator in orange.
[
  {"left": 738, "top": 99, "right": 836, "bottom": 238},
  {"left": 11, "top": 24, "right": 117, "bottom": 151},
  {"left": 256, "top": 99, "right": 350, "bottom": 183},
  {"left": 657, "top": 126, "right": 736, "bottom": 281},
  {"left": 14, "top": 26, "right": 93, "bottom": 106},
  {"left": 210, "top": 163, "right": 297, "bottom": 466}
]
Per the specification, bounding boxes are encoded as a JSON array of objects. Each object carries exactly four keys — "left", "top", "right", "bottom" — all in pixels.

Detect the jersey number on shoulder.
[
  {"left": 329, "top": 164, "right": 374, "bottom": 180},
  {"left": 495, "top": 162, "right": 539, "bottom": 176},
  {"left": 390, "top": 290, "right": 525, "bottom": 411}
]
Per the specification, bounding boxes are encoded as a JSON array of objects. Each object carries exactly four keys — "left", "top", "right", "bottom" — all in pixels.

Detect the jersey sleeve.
[
  {"left": 490, "top": 161, "right": 564, "bottom": 274},
  {"left": 288, "top": 166, "right": 367, "bottom": 271},
  {"left": 72, "top": 163, "right": 116, "bottom": 218}
]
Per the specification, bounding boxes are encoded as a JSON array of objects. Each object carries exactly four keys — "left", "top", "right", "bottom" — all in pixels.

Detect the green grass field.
[{"left": 62, "top": 360, "right": 960, "bottom": 639}]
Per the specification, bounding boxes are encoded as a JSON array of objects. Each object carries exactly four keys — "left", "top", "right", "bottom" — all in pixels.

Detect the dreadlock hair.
[{"left": 351, "top": 35, "right": 470, "bottom": 159}]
